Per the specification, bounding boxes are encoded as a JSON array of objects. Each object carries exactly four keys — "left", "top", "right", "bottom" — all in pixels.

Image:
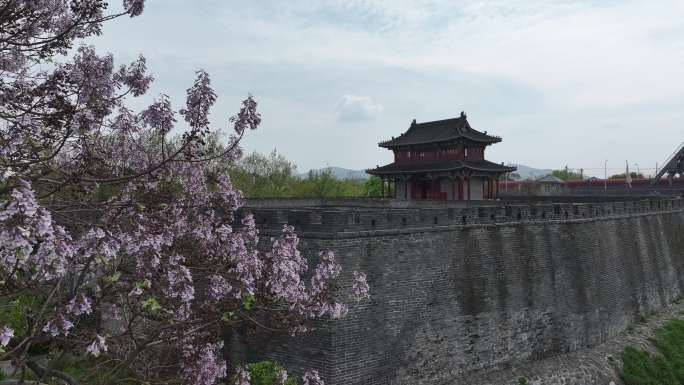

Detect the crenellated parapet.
[{"left": 241, "top": 197, "right": 684, "bottom": 236}]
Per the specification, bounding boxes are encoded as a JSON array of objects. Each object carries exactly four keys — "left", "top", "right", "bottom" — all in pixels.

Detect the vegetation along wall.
[{"left": 230, "top": 197, "right": 684, "bottom": 385}]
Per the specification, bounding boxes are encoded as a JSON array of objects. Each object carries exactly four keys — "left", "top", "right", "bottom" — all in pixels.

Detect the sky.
[{"left": 93, "top": 0, "right": 684, "bottom": 176}]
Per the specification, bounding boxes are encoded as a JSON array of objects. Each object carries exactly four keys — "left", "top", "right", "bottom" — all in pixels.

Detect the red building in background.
[
  {"left": 499, "top": 176, "right": 684, "bottom": 196},
  {"left": 367, "top": 112, "right": 515, "bottom": 200}
]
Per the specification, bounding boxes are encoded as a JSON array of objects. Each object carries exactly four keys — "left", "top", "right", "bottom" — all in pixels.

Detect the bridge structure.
[{"left": 653, "top": 141, "right": 684, "bottom": 185}]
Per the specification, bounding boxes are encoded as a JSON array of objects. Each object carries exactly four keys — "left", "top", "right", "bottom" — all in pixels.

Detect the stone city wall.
[{"left": 229, "top": 197, "right": 684, "bottom": 385}]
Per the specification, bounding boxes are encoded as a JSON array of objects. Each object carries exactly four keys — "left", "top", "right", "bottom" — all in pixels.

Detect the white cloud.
[
  {"left": 92, "top": 0, "right": 684, "bottom": 173},
  {"left": 336, "top": 94, "right": 384, "bottom": 122}
]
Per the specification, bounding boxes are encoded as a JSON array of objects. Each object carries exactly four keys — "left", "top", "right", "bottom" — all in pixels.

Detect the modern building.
[{"left": 367, "top": 112, "right": 516, "bottom": 200}]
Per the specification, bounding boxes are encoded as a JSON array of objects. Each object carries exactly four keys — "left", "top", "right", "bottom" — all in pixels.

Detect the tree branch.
[{"left": 25, "top": 360, "right": 77, "bottom": 385}]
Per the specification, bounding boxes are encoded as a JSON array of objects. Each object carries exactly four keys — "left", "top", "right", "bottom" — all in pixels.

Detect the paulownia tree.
[{"left": 0, "top": 1, "right": 369, "bottom": 384}]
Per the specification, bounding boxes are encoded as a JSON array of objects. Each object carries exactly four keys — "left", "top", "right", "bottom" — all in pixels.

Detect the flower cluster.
[
  {"left": 234, "top": 367, "right": 251, "bottom": 385},
  {"left": 66, "top": 293, "right": 93, "bottom": 316},
  {"left": 86, "top": 335, "right": 108, "bottom": 357},
  {"left": 302, "top": 369, "right": 324, "bottom": 385},
  {"left": 42, "top": 314, "right": 75, "bottom": 337},
  {"left": 352, "top": 271, "right": 370, "bottom": 302},
  {"left": 0, "top": 180, "right": 73, "bottom": 281},
  {"left": 166, "top": 255, "right": 195, "bottom": 302},
  {"left": 181, "top": 341, "right": 227, "bottom": 385},
  {"left": 0, "top": 326, "right": 13, "bottom": 347},
  {"left": 231, "top": 96, "right": 262, "bottom": 135},
  {"left": 208, "top": 274, "right": 232, "bottom": 301},
  {"left": 123, "top": 0, "right": 146, "bottom": 16}
]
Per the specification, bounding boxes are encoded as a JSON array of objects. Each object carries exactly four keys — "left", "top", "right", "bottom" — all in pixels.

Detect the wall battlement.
[
  {"left": 232, "top": 196, "right": 684, "bottom": 385},
  {"left": 243, "top": 197, "right": 683, "bottom": 235}
]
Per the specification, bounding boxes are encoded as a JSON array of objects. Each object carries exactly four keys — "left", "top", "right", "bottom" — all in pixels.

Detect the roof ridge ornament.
[
  {"left": 460, "top": 111, "right": 466, "bottom": 118},
  {"left": 411, "top": 119, "right": 416, "bottom": 127}
]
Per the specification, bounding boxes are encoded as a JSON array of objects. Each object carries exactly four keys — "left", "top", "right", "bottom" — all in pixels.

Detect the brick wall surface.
[{"left": 229, "top": 197, "right": 684, "bottom": 385}]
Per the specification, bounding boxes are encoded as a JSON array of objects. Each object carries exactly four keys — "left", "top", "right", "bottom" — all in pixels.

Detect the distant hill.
[
  {"left": 508, "top": 164, "right": 553, "bottom": 180},
  {"left": 299, "top": 164, "right": 553, "bottom": 181},
  {"left": 299, "top": 167, "right": 370, "bottom": 180}
]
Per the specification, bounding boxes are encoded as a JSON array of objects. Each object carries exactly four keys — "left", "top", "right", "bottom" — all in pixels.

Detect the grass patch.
[{"left": 622, "top": 319, "right": 684, "bottom": 385}]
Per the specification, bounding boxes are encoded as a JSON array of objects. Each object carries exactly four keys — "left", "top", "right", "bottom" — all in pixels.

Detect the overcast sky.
[{"left": 94, "top": 0, "right": 684, "bottom": 176}]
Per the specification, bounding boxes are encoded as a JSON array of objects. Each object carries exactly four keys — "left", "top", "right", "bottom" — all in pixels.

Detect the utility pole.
[{"left": 604, "top": 160, "right": 608, "bottom": 193}]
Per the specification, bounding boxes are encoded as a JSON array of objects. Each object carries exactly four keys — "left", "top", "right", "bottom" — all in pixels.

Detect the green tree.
[
  {"left": 609, "top": 172, "right": 644, "bottom": 180},
  {"left": 306, "top": 170, "right": 340, "bottom": 197},
  {"left": 551, "top": 169, "right": 583, "bottom": 181},
  {"left": 293, "top": 170, "right": 366, "bottom": 198},
  {"left": 229, "top": 149, "right": 299, "bottom": 197},
  {"left": 364, "top": 176, "right": 384, "bottom": 197},
  {"left": 227, "top": 150, "right": 376, "bottom": 198}
]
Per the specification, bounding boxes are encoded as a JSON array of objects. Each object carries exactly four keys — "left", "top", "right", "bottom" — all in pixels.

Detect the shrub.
[
  {"left": 622, "top": 319, "right": 684, "bottom": 385},
  {"left": 247, "top": 361, "right": 298, "bottom": 385}
]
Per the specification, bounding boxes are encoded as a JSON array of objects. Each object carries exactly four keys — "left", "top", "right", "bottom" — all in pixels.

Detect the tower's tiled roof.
[
  {"left": 366, "top": 160, "right": 516, "bottom": 176},
  {"left": 378, "top": 113, "right": 501, "bottom": 148}
]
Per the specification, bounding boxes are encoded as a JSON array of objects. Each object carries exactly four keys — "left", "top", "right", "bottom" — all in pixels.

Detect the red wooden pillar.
[
  {"left": 432, "top": 179, "right": 438, "bottom": 200},
  {"left": 467, "top": 176, "right": 471, "bottom": 201},
  {"left": 495, "top": 177, "right": 499, "bottom": 198},
  {"left": 404, "top": 177, "right": 408, "bottom": 199},
  {"left": 452, "top": 178, "right": 456, "bottom": 201},
  {"left": 458, "top": 178, "right": 464, "bottom": 200},
  {"left": 488, "top": 178, "right": 493, "bottom": 199}
]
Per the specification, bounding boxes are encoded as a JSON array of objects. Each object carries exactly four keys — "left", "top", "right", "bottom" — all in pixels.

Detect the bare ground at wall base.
[{"left": 466, "top": 298, "right": 684, "bottom": 385}]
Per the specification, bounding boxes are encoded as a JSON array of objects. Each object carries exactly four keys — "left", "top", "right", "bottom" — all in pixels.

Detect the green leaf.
[
  {"left": 95, "top": 254, "right": 107, "bottom": 265},
  {"left": 105, "top": 271, "right": 122, "bottom": 283},
  {"left": 221, "top": 312, "right": 235, "bottom": 322},
  {"left": 242, "top": 293, "right": 255, "bottom": 311},
  {"left": 0, "top": 294, "right": 39, "bottom": 337},
  {"left": 142, "top": 297, "right": 162, "bottom": 313}
]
